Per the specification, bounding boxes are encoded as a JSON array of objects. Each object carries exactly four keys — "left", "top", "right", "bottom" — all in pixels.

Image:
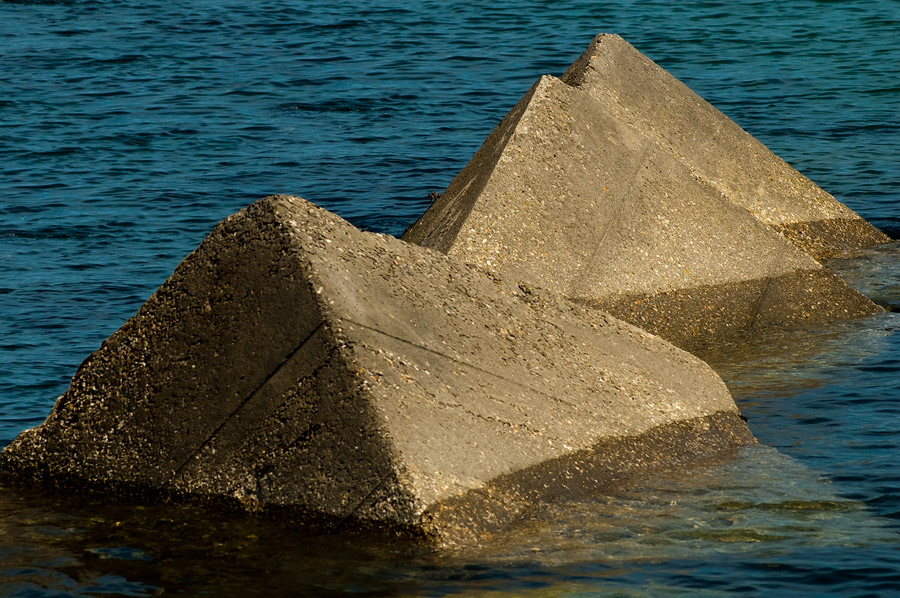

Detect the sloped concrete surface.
[
  {"left": 561, "top": 33, "right": 890, "bottom": 258},
  {"left": 0, "top": 196, "right": 753, "bottom": 546},
  {"left": 403, "top": 72, "right": 881, "bottom": 350}
]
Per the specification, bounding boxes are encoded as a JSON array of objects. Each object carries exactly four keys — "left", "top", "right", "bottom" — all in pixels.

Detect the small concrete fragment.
[
  {"left": 0, "top": 196, "right": 753, "bottom": 546},
  {"left": 403, "top": 72, "right": 881, "bottom": 351},
  {"left": 561, "top": 33, "right": 890, "bottom": 258}
]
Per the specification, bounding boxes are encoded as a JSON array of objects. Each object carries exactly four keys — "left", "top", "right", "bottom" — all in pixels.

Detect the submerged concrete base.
[
  {"left": 426, "top": 411, "right": 751, "bottom": 545},
  {"left": 595, "top": 269, "right": 879, "bottom": 351},
  {"left": 0, "top": 196, "right": 753, "bottom": 546},
  {"left": 561, "top": 33, "right": 890, "bottom": 258},
  {"left": 774, "top": 219, "right": 891, "bottom": 260}
]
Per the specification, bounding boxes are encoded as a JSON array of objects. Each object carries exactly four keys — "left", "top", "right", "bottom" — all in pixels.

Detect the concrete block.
[
  {"left": 0, "top": 196, "right": 753, "bottom": 546},
  {"left": 561, "top": 33, "right": 890, "bottom": 258},
  {"left": 403, "top": 69, "right": 881, "bottom": 351}
]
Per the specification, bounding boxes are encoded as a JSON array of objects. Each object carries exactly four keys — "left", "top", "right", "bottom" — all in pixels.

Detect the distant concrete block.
[
  {"left": 561, "top": 33, "right": 890, "bottom": 258},
  {"left": 403, "top": 69, "right": 881, "bottom": 350},
  {"left": 0, "top": 196, "right": 753, "bottom": 546}
]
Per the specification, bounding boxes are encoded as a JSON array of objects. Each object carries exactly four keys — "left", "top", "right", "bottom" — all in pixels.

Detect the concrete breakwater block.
[
  {"left": 403, "top": 48, "right": 882, "bottom": 351},
  {"left": 0, "top": 196, "right": 753, "bottom": 546},
  {"left": 561, "top": 34, "right": 890, "bottom": 258}
]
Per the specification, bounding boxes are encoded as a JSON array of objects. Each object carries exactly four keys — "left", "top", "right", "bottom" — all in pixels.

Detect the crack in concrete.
[
  {"left": 572, "top": 141, "right": 653, "bottom": 300},
  {"left": 429, "top": 394, "right": 546, "bottom": 437},
  {"left": 343, "top": 318, "right": 578, "bottom": 409},
  {"left": 746, "top": 248, "right": 810, "bottom": 330},
  {"left": 334, "top": 471, "right": 393, "bottom": 532},
  {"left": 163, "top": 322, "right": 325, "bottom": 488}
]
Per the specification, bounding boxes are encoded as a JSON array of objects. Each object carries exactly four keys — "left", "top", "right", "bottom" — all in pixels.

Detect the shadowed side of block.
[
  {"left": 2, "top": 196, "right": 754, "bottom": 546},
  {"left": 402, "top": 75, "right": 880, "bottom": 351},
  {"left": 593, "top": 269, "right": 880, "bottom": 350},
  {"left": 0, "top": 202, "right": 340, "bottom": 492}
]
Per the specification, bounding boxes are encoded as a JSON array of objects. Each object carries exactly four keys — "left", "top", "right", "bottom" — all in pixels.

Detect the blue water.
[{"left": 2, "top": 0, "right": 900, "bottom": 595}]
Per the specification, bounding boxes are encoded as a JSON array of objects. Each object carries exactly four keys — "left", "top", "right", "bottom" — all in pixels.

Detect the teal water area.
[{"left": 2, "top": 0, "right": 900, "bottom": 595}]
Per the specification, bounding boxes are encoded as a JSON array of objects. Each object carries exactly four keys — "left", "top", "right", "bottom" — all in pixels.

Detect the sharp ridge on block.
[
  {"left": 403, "top": 34, "right": 885, "bottom": 351},
  {"left": 1, "top": 194, "right": 754, "bottom": 547}
]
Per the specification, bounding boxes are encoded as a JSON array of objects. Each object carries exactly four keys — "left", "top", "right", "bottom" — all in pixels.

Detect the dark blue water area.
[{"left": 2, "top": 0, "right": 900, "bottom": 595}]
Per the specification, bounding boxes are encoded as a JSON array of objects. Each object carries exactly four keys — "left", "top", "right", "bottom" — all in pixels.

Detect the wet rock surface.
[{"left": 0, "top": 196, "right": 753, "bottom": 546}]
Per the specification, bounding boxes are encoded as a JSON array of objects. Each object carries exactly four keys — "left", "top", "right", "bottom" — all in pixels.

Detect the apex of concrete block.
[
  {"left": 561, "top": 33, "right": 890, "bottom": 257},
  {"left": 0, "top": 195, "right": 753, "bottom": 546},
  {"left": 403, "top": 46, "right": 882, "bottom": 351}
]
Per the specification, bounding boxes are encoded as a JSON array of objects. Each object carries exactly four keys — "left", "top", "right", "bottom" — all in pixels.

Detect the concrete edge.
[
  {"left": 0, "top": 411, "right": 754, "bottom": 547},
  {"left": 560, "top": 33, "right": 891, "bottom": 257},
  {"left": 592, "top": 269, "right": 883, "bottom": 352},
  {"left": 402, "top": 77, "right": 550, "bottom": 250},
  {"left": 558, "top": 32, "right": 613, "bottom": 88},
  {"left": 774, "top": 218, "right": 892, "bottom": 259},
  {"left": 423, "top": 410, "right": 756, "bottom": 548}
]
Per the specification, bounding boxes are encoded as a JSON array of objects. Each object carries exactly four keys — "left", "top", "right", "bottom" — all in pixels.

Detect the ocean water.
[{"left": 1, "top": 0, "right": 899, "bottom": 595}]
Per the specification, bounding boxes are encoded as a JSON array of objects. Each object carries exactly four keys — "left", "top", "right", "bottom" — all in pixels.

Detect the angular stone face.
[
  {"left": 0, "top": 196, "right": 753, "bottom": 546},
  {"left": 561, "top": 33, "right": 890, "bottom": 258},
  {"left": 403, "top": 70, "right": 881, "bottom": 351}
]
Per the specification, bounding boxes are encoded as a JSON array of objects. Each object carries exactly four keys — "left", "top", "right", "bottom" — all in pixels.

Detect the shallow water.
[
  {"left": 2, "top": 444, "right": 898, "bottom": 598},
  {"left": 2, "top": 0, "right": 900, "bottom": 595}
]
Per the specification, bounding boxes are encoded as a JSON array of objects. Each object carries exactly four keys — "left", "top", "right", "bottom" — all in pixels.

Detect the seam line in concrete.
[
  {"left": 573, "top": 141, "right": 652, "bottom": 299},
  {"left": 342, "top": 318, "right": 578, "bottom": 409},
  {"left": 335, "top": 473, "right": 391, "bottom": 532},
  {"left": 745, "top": 247, "right": 805, "bottom": 329},
  {"left": 162, "top": 322, "right": 326, "bottom": 488}
]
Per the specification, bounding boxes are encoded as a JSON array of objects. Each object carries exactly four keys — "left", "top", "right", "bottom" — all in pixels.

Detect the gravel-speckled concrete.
[
  {"left": 561, "top": 33, "right": 890, "bottom": 258},
  {"left": 0, "top": 196, "right": 753, "bottom": 546},
  {"left": 403, "top": 50, "right": 882, "bottom": 351}
]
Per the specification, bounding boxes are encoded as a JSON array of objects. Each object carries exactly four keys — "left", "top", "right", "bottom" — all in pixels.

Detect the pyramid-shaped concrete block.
[
  {"left": 0, "top": 196, "right": 753, "bottom": 546},
  {"left": 403, "top": 72, "right": 881, "bottom": 351},
  {"left": 561, "top": 33, "right": 890, "bottom": 258}
]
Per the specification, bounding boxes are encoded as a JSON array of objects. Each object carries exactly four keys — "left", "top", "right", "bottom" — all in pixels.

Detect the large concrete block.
[
  {"left": 403, "top": 71, "right": 881, "bottom": 351},
  {"left": 0, "top": 196, "right": 753, "bottom": 546},
  {"left": 561, "top": 33, "right": 890, "bottom": 258}
]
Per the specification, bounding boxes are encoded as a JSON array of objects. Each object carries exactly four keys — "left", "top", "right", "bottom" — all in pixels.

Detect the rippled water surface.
[{"left": 2, "top": 0, "right": 899, "bottom": 595}]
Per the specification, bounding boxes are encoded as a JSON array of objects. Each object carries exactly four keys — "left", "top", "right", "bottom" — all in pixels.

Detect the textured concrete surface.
[
  {"left": 0, "top": 196, "right": 754, "bottom": 546},
  {"left": 403, "top": 69, "right": 881, "bottom": 351},
  {"left": 561, "top": 33, "right": 890, "bottom": 258}
]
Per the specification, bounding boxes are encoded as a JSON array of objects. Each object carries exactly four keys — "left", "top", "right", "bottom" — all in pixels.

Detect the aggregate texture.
[
  {"left": 0, "top": 196, "right": 754, "bottom": 546},
  {"left": 560, "top": 33, "right": 890, "bottom": 258},
  {"left": 403, "top": 57, "right": 881, "bottom": 351}
]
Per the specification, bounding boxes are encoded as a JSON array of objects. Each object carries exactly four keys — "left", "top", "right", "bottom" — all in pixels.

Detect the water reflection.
[
  {"left": 1, "top": 442, "right": 896, "bottom": 597},
  {"left": 698, "top": 311, "right": 899, "bottom": 401},
  {"left": 3, "top": 245, "right": 900, "bottom": 596},
  {"left": 663, "top": 244, "right": 900, "bottom": 413},
  {"left": 481, "top": 446, "right": 894, "bottom": 564},
  {"left": 825, "top": 242, "right": 900, "bottom": 311}
]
